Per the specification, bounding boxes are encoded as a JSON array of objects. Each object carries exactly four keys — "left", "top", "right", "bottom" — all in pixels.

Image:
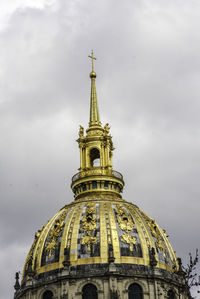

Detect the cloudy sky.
[{"left": 1, "top": 0, "right": 200, "bottom": 298}]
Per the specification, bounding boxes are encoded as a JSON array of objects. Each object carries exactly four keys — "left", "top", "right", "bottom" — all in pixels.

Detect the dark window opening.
[
  {"left": 90, "top": 148, "right": 100, "bottom": 167},
  {"left": 168, "top": 290, "right": 176, "bottom": 299},
  {"left": 128, "top": 283, "right": 143, "bottom": 299},
  {"left": 43, "top": 290, "right": 53, "bottom": 299},
  {"left": 82, "top": 183, "right": 87, "bottom": 191},
  {"left": 92, "top": 181, "right": 97, "bottom": 189},
  {"left": 104, "top": 181, "right": 109, "bottom": 189},
  {"left": 82, "top": 283, "right": 98, "bottom": 299}
]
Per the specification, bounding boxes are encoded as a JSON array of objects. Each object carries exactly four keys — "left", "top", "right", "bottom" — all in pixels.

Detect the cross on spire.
[
  {"left": 88, "top": 50, "right": 97, "bottom": 72},
  {"left": 88, "top": 50, "right": 100, "bottom": 127}
]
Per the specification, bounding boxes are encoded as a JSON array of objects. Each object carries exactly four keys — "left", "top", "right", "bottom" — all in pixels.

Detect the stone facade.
[{"left": 14, "top": 263, "right": 188, "bottom": 299}]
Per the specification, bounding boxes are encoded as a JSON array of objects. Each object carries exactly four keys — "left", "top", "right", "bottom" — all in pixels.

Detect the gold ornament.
[
  {"left": 79, "top": 125, "right": 84, "bottom": 138},
  {"left": 116, "top": 205, "right": 134, "bottom": 232},
  {"left": 120, "top": 234, "right": 137, "bottom": 251},
  {"left": 115, "top": 205, "right": 137, "bottom": 249},
  {"left": 104, "top": 123, "right": 110, "bottom": 135},
  {"left": 148, "top": 219, "right": 166, "bottom": 258},
  {"left": 80, "top": 204, "right": 98, "bottom": 251},
  {"left": 81, "top": 233, "right": 98, "bottom": 251},
  {"left": 45, "top": 209, "right": 68, "bottom": 258}
]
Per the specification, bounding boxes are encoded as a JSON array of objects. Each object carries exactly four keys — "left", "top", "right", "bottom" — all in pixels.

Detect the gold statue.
[
  {"left": 79, "top": 125, "right": 84, "bottom": 138},
  {"left": 104, "top": 123, "right": 110, "bottom": 135}
]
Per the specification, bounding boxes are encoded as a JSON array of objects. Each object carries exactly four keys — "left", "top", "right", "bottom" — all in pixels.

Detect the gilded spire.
[
  {"left": 71, "top": 54, "right": 124, "bottom": 200},
  {"left": 88, "top": 50, "right": 101, "bottom": 127}
]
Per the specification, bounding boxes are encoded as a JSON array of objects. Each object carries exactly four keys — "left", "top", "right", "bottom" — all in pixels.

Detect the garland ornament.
[
  {"left": 45, "top": 209, "right": 68, "bottom": 258},
  {"left": 148, "top": 219, "right": 167, "bottom": 258},
  {"left": 116, "top": 205, "right": 137, "bottom": 251},
  {"left": 80, "top": 203, "right": 98, "bottom": 251}
]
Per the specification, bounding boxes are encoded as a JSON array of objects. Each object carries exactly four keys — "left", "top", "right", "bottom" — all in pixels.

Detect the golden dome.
[
  {"left": 22, "top": 52, "right": 178, "bottom": 285},
  {"left": 22, "top": 196, "right": 177, "bottom": 282}
]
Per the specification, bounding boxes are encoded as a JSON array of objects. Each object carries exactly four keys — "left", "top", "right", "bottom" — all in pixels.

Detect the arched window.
[
  {"left": 128, "top": 283, "right": 143, "bottom": 299},
  {"left": 82, "top": 283, "right": 98, "bottom": 299},
  {"left": 90, "top": 148, "right": 100, "bottom": 167},
  {"left": 43, "top": 290, "right": 53, "bottom": 299},
  {"left": 168, "top": 290, "right": 176, "bottom": 299}
]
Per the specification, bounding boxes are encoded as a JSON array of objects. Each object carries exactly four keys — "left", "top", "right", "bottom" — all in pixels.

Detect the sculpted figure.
[
  {"left": 79, "top": 125, "right": 84, "bottom": 137},
  {"left": 34, "top": 229, "right": 42, "bottom": 239},
  {"left": 104, "top": 123, "right": 110, "bottom": 135}
]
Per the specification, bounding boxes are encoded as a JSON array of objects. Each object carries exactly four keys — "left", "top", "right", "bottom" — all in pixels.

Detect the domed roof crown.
[
  {"left": 22, "top": 52, "right": 178, "bottom": 284},
  {"left": 22, "top": 197, "right": 177, "bottom": 282}
]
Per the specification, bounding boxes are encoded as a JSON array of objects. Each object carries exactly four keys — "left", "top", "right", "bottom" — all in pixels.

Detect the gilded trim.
[
  {"left": 107, "top": 202, "right": 120, "bottom": 262},
  {"left": 128, "top": 205, "right": 149, "bottom": 264},
  {"left": 70, "top": 203, "right": 84, "bottom": 262},
  {"left": 59, "top": 207, "right": 74, "bottom": 267},
  {"left": 34, "top": 211, "right": 61, "bottom": 271},
  {"left": 100, "top": 202, "right": 108, "bottom": 263}
]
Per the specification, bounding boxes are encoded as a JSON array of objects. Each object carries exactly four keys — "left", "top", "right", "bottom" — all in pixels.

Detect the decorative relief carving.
[
  {"left": 140, "top": 211, "right": 166, "bottom": 259},
  {"left": 147, "top": 219, "right": 167, "bottom": 258},
  {"left": 115, "top": 205, "right": 137, "bottom": 251},
  {"left": 80, "top": 233, "right": 97, "bottom": 250},
  {"left": 82, "top": 204, "right": 97, "bottom": 230},
  {"left": 86, "top": 129, "right": 103, "bottom": 136},
  {"left": 134, "top": 206, "right": 176, "bottom": 266},
  {"left": 120, "top": 234, "right": 137, "bottom": 250},
  {"left": 116, "top": 205, "right": 134, "bottom": 231},
  {"left": 45, "top": 209, "right": 68, "bottom": 258},
  {"left": 80, "top": 203, "right": 98, "bottom": 251}
]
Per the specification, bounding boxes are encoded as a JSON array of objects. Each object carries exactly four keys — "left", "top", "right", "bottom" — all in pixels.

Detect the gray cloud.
[{"left": 0, "top": 0, "right": 200, "bottom": 297}]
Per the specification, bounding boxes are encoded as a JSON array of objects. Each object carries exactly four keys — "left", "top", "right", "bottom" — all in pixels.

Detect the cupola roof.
[{"left": 21, "top": 53, "right": 179, "bottom": 287}]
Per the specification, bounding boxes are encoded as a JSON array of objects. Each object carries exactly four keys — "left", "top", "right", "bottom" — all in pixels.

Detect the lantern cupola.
[{"left": 71, "top": 51, "right": 124, "bottom": 200}]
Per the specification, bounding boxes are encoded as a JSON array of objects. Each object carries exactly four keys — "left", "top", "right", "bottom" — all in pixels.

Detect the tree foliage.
[{"left": 183, "top": 249, "right": 200, "bottom": 298}]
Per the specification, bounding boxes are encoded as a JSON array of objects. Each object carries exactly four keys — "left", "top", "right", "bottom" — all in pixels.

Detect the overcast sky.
[{"left": 1, "top": 0, "right": 200, "bottom": 298}]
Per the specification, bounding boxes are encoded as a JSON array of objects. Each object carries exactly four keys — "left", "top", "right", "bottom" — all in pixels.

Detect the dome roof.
[
  {"left": 19, "top": 53, "right": 181, "bottom": 294},
  {"left": 22, "top": 195, "right": 177, "bottom": 283}
]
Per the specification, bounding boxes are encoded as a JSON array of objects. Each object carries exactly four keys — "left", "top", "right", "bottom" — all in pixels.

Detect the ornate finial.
[
  {"left": 27, "top": 256, "right": 35, "bottom": 277},
  {"left": 150, "top": 247, "right": 157, "bottom": 267},
  {"left": 88, "top": 50, "right": 100, "bottom": 126},
  {"left": 14, "top": 272, "right": 20, "bottom": 291},
  {"left": 88, "top": 50, "right": 97, "bottom": 73},
  {"left": 177, "top": 257, "right": 185, "bottom": 276}
]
